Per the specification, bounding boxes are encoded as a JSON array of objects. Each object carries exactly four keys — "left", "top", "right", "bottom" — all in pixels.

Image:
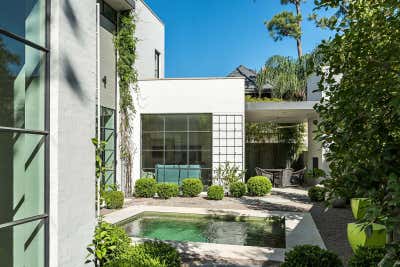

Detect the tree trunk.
[{"left": 295, "top": 0, "right": 303, "bottom": 58}]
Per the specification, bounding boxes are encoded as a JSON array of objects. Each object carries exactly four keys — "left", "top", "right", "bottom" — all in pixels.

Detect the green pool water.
[{"left": 120, "top": 212, "right": 285, "bottom": 248}]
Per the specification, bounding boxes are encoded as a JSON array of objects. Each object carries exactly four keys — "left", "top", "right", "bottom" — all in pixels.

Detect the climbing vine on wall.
[{"left": 114, "top": 11, "right": 138, "bottom": 195}]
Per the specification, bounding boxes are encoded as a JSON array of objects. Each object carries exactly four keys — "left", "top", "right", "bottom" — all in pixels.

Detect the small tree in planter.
[
  {"left": 304, "top": 168, "right": 326, "bottom": 186},
  {"left": 214, "top": 162, "right": 245, "bottom": 194}
]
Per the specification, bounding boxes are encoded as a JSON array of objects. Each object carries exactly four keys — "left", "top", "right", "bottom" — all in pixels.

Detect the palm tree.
[
  {"left": 264, "top": 55, "right": 311, "bottom": 100},
  {"left": 255, "top": 67, "right": 268, "bottom": 98}
]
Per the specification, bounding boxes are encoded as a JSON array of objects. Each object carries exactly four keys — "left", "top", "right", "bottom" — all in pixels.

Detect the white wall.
[
  {"left": 99, "top": 27, "right": 116, "bottom": 109},
  {"left": 131, "top": 78, "right": 245, "bottom": 186},
  {"left": 49, "top": 0, "right": 96, "bottom": 266},
  {"left": 135, "top": 0, "right": 165, "bottom": 79}
]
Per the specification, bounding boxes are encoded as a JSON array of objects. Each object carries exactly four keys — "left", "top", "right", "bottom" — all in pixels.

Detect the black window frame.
[
  {"left": 0, "top": 0, "right": 50, "bottom": 265},
  {"left": 154, "top": 50, "right": 160, "bottom": 78}
]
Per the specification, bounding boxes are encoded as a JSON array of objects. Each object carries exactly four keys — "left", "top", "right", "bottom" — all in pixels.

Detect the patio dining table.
[{"left": 264, "top": 169, "right": 284, "bottom": 187}]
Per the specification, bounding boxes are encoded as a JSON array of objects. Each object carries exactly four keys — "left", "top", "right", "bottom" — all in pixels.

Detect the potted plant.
[
  {"left": 351, "top": 198, "right": 371, "bottom": 220},
  {"left": 347, "top": 223, "right": 386, "bottom": 253},
  {"left": 305, "top": 168, "right": 326, "bottom": 186}
]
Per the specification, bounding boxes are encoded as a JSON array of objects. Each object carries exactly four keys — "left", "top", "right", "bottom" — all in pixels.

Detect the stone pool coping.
[{"left": 104, "top": 205, "right": 325, "bottom": 263}]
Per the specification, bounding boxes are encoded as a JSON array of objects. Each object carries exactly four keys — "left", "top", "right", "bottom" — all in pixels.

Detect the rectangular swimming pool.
[{"left": 119, "top": 212, "right": 285, "bottom": 248}]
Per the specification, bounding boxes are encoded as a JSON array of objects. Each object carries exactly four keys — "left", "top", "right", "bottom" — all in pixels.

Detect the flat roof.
[
  {"left": 246, "top": 101, "right": 318, "bottom": 123},
  {"left": 139, "top": 77, "right": 245, "bottom": 81}
]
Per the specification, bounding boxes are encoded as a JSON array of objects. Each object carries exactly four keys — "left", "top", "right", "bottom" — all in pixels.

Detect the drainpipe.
[{"left": 96, "top": 2, "right": 101, "bottom": 220}]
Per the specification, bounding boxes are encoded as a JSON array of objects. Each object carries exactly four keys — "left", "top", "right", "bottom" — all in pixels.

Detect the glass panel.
[
  {"left": 103, "top": 2, "right": 117, "bottom": 25},
  {"left": 142, "top": 132, "right": 163, "bottom": 150},
  {"left": 189, "top": 114, "right": 212, "bottom": 131},
  {"left": 189, "top": 132, "right": 212, "bottom": 150},
  {"left": 0, "top": 0, "right": 46, "bottom": 47},
  {"left": 165, "top": 115, "right": 187, "bottom": 131},
  {"left": 0, "top": 219, "right": 45, "bottom": 267},
  {"left": 0, "top": 132, "right": 45, "bottom": 224},
  {"left": 142, "top": 150, "right": 164, "bottom": 169},
  {"left": 165, "top": 132, "right": 187, "bottom": 150},
  {"left": 189, "top": 150, "right": 212, "bottom": 168},
  {"left": 142, "top": 115, "right": 164, "bottom": 132},
  {"left": 0, "top": 34, "right": 45, "bottom": 130},
  {"left": 165, "top": 151, "right": 187, "bottom": 165}
]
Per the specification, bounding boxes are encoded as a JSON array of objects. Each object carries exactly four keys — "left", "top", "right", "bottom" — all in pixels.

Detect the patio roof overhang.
[
  {"left": 104, "top": 0, "right": 135, "bottom": 11},
  {"left": 245, "top": 101, "right": 318, "bottom": 123}
]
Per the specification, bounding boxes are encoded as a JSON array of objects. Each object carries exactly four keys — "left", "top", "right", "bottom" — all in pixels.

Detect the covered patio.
[{"left": 245, "top": 101, "right": 328, "bottom": 183}]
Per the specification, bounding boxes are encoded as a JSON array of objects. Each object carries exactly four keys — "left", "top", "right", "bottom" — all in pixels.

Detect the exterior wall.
[
  {"left": 135, "top": 0, "right": 165, "bottom": 79},
  {"left": 133, "top": 78, "right": 245, "bottom": 186},
  {"left": 99, "top": 26, "right": 116, "bottom": 109},
  {"left": 306, "top": 74, "right": 322, "bottom": 101},
  {"left": 49, "top": 0, "right": 97, "bottom": 266}
]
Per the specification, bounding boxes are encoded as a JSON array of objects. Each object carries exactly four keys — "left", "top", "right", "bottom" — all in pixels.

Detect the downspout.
[{"left": 96, "top": 2, "right": 101, "bottom": 219}]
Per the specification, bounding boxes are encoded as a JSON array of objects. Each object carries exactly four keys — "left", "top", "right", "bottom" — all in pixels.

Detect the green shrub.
[
  {"left": 305, "top": 168, "right": 326, "bottom": 179},
  {"left": 282, "top": 245, "right": 343, "bottom": 267},
  {"left": 104, "top": 245, "right": 167, "bottom": 267},
  {"left": 135, "top": 241, "right": 181, "bottom": 267},
  {"left": 181, "top": 178, "right": 203, "bottom": 197},
  {"left": 135, "top": 178, "right": 157, "bottom": 198},
  {"left": 103, "top": 191, "right": 124, "bottom": 209},
  {"left": 86, "top": 221, "right": 131, "bottom": 265},
  {"left": 308, "top": 186, "right": 327, "bottom": 202},
  {"left": 229, "top": 181, "right": 246, "bottom": 197},
  {"left": 348, "top": 246, "right": 386, "bottom": 267},
  {"left": 207, "top": 185, "right": 224, "bottom": 200},
  {"left": 156, "top": 183, "right": 179, "bottom": 199},
  {"left": 247, "top": 176, "right": 272, "bottom": 196}
]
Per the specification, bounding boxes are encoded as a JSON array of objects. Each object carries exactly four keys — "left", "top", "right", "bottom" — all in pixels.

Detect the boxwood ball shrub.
[
  {"left": 104, "top": 190, "right": 124, "bottom": 209},
  {"left": 247, "top": 176, "right": 272, "bottom": 196},
  {"left": 156, "top": 183, "right": 179, "bottom": 199},
  {"left": 134, "top": 178, "right": 157, "bottom": 198},
  {"left": 282, "top": 245, "right": 343, "bottom": 267},
  {"left": 348, "top": 246, "right": 385, "bottom": 267},
  {"left": 207, "top": 185, "right": 224, "bottom": 200},
  {"left": 182, "top": 178, "right": 203, "bottom": 197},
  {"left": 229, "top": 181, "right": 246, "bottom": 197},
  {"left": 308, "top": 186, "right": 327, "bottom": 202}
]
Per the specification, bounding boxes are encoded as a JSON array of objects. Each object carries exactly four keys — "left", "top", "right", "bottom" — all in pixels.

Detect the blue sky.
[{"left": 145, "top": 0, "right": 333, "bottom": 78}]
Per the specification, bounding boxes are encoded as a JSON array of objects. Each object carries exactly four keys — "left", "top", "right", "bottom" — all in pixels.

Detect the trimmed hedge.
[
  {"left": 348, "top": 246, "right": 385, "bottom": 267},
  {"left": 156, "top": 183, "right": 179, "bottom": 199},
  {"left": 247, "top": 176, "right": 272, "bottom": 196},
  {"left": 229, "top": 181, "right": 246, "bottom": 197},
  {"left": 308, "top": 186, "right": 327, "bottom": 202},
  {"left": 104, "top": 191, "right": 124, "bottom": 209},
  {"left": 135, "top": 178, "right": 157, "bottom": 198},
  {"left": 282, "top": 245, "right": 343, "bottom": 267},
  {"left": 181, "top": 178, "right": 203, "bottom": 197},
  {"left": 207, "top": 185, "right": 224, "bottom": 200}
]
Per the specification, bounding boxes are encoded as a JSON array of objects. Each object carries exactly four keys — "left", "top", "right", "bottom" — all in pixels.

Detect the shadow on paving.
[
  {"left": 310, "top": 203, "right": 354, "bottom": 265},
  {"left": 238, "top": 198, "right": 306, "bottom": 212}
]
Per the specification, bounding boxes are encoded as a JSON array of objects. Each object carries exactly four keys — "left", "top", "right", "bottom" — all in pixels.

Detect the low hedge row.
[{"left": 134, "top": 178, "right": 204, "bottom": 199}]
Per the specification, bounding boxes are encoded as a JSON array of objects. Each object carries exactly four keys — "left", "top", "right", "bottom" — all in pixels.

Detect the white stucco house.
[{"left": 0, "top": 0, "right": 327, "bottom": 266}]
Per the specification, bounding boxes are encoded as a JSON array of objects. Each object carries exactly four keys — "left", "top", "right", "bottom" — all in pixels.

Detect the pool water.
[{"left": 121, "top": 212, "right": 285, "bottom": 248}]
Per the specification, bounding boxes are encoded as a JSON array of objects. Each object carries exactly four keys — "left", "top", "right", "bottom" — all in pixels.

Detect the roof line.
[{"left": 138, "top": 0, "right": 164, "bottom": 25}]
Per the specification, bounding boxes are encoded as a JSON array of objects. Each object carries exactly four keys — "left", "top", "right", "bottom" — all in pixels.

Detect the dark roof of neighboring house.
[{"left": 227, "top": 65, "right": 272, "bottom": 94}]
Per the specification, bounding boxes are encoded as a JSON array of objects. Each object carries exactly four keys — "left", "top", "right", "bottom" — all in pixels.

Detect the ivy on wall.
[{"left": 114, "top": 11, "right": 138, "bottom": 195}]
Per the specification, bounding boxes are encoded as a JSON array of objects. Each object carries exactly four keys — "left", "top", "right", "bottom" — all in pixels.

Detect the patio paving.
[{"left": 102, "top": 187, "right": 353, "bottom": 265}]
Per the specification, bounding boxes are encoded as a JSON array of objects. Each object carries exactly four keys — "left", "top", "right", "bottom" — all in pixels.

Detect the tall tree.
[
  {"left": 255, "top": 67, "right": 268, "bottom": 98},
  {"left": 265, "top": 0, "right": 303, "bottom": 58},
  {"left": 313, "top": 1, "right": 400, "bottom": 264}
]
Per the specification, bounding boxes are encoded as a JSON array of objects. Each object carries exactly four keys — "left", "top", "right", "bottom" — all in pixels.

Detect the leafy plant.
[
  {"left": 214, "top": 162, "right": 245, "bottom": 191},
  {"left": 156, "top": 183, "right": 179, "bottom": 199},
  {"left": 305, "top": 168, "right": 326, "bottom": 180},
  {"left": 348, "top": 246, "right": 385, "bottom": 267},
  {"left": 134, "top": 241, "right": 181, "bottom": 267},
  {"left": 181, "top": 178, "right": 203, "bottom": 197},
  {"left": 229, "top": 181, "right": 247, "bottom": 198},
  {"left": 282, "top": 245, "right": 343, "bottom": 267},
  {"left": 134, "top": 178, "right": 157, "bottom": 198},
  {"left": 308, "top": 186, "right": 327, "bottom": 202},
  {"left": 103, "top": 191, "right": 124, "bottom": 209},
  {"left": 86, "top": 221, "right": 131, "bottom": 266},
  {"left": 247, "top": 176, "right": 272, "bottom": 196},
  {"left": 207, "top": 185, "right": 224, "bottom": 200},
  {"left": 312, "top": 1, "right": 400, "bottom": 262},
  {"left": 114, "top": 11, "right": 138, "bottom": 196}
]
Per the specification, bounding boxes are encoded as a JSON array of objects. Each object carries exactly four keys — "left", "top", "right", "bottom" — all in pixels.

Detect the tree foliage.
[
  {"left": 265, "top": 0, "right": 304, "bottom": 57},
  {"left": 313, "top": 1, "right": 400, "bottom": 264},
  {"left": 114, "top": 11, "right": 138, "bottom": 195}
]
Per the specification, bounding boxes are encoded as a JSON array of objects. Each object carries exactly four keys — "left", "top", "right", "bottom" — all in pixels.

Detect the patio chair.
[
  {"left": 290, "top": 168, "right": 306, "bottom": 185},
  {"left": 255, "top": 167, "right": 274, "bottom": 184}
]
